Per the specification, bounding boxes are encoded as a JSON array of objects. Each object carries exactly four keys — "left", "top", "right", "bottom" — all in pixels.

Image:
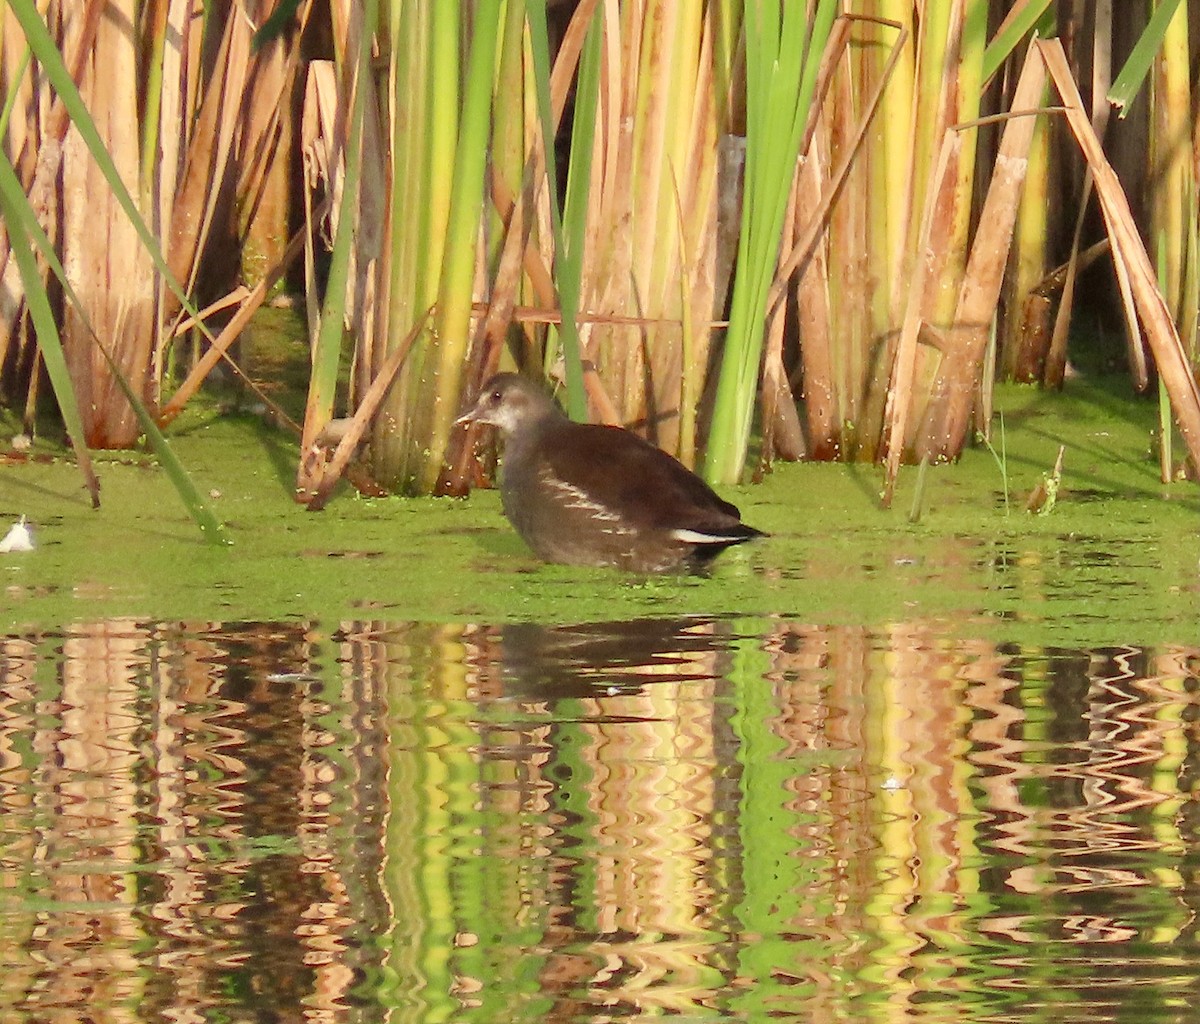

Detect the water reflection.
[
  {"left": 0, "top": 619, "right": 1199, "bottom": 1022},
  {"left": 0, "top": 620, "right": 388, "bottom": 1022},
  {"left": 490, "top": 616, "right": 730, "bottom": 696}
]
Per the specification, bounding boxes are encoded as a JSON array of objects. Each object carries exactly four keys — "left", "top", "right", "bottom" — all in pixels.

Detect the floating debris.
[
  {"left": 265, "top": 672, "right": 322, "bottom": 684},
  {"left": 1025, "top": 444, "right": 1067, "bottom": 515}
]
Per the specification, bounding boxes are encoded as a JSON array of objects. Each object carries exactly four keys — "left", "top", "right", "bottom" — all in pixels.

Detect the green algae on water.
[{"left": 2, "top": 377, "right": 1198, "bottom": 648}]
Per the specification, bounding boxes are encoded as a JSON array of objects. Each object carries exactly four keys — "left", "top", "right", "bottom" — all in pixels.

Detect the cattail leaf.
[
  {"left": 253, "top": 0, "right": 304, "bottom": 51},
  {"left": 0, "top": 149, "right": 229, "bottom": 544},
  {"left": 705, "top": 0, "right": 838, "bottom": 485},
  {"left": 0, "top": 153, "right": 100, "bottom": 509},
  {"left": 527, "top": 0, "right": 593, "bottom": 422},
  {"left": 1107, "top": 0, "right": 1184, "bottom": 115},
  {"left": 982, "top": 0, "right": 1054, "bottom": 84}
]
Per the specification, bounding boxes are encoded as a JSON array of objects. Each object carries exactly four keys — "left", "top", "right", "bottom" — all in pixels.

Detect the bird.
[{"left": 456, "top": 373, "right": 765, "bottom": 573}]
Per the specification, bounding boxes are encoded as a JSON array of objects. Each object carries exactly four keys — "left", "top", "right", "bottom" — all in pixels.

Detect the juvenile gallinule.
[{"left": 457, "top": 373, "right": 765, "bottom": 573}]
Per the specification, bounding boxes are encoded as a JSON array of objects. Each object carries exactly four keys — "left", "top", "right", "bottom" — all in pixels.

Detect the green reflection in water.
[
  {"left": 728, "top": 616, "right": 832, "bottom": 1017},
  {"left": 3, "top": 619, "right": 1200, "bottom": 1023}
]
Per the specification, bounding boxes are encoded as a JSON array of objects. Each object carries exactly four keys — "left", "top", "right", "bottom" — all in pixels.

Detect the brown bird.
[{"left": 457, "top": 373, "right": 765, "bottom": 573}]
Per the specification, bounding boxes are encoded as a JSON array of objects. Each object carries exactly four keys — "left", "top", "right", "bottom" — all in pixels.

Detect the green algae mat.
[{"left": 3, "top": 377, "right": 1198, "bottom": 647}]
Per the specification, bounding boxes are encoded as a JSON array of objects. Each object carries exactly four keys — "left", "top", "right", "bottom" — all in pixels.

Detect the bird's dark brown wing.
[{"left": 538, "top": 421, "right": 744, "bottom": 532}]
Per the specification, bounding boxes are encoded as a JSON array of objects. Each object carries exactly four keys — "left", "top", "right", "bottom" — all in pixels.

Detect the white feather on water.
[{"left": 0, "top": 516, "right": 34, "bottom": 553}]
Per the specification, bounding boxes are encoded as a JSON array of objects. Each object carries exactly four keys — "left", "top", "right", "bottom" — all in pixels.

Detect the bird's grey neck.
[{"left": 502, "top": 407, "right": 561, "bottom": 440}]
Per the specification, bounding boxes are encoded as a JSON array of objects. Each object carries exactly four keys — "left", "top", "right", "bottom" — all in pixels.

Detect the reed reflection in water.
[{"left": 1, "top": 617, "right": 1199, "bottom": 1022}]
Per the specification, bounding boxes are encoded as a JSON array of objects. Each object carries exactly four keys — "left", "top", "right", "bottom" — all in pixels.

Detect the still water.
[{"left": 1, "top": 615, "right": 1198, "bottom": 1022}]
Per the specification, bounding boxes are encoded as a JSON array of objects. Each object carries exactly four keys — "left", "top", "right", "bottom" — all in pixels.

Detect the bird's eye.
[{"left": 490, "top": 389, "right": 502, "bottom": 402}]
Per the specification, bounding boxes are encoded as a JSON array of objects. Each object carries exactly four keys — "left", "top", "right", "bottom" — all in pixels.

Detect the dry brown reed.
[{"left": 2, "top": 3, "right": 1199, "bottom": 503}]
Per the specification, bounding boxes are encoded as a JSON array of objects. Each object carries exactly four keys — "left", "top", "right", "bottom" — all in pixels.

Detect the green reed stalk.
[
  {"left": 417, "top": 0, "right": 504, "bottom": 493},
  {"left": 908, "top": 0, "right": 952, "bottom": 247},
  {"left": 711, "top": 0, "right": 740, "bottom": 125},
  {"left": 302, "top": 0, "right": 376, "bottom": 467},
  {"left": 705, "top": 0, "right": 837, "bottom": 485},
  {"left": 374, "top": 1, "right": 455, "bottom": 491},
  {"left": 373, "top": 1, "right": 430, "bottom": 485},
  {"left": 1142, "top": 0, "right": 1196, "bottom": 479},
  {"left": 488, "top": 0, "right": 527, "bottom": 277},
  {"left": 1108, "top": 0, "right": 1184, "bottom": 114},
  {"left": 253, "top": 0, "right": 303, "bottom": 48},
  {"left": 1000, "top": 6, "right": 1055, "bottom": 382},
  {"left": 0, "top": 46, "right": 31, "bottom": 138},
  {"left": 1150, "top": 0, "right": 1195, "bottom": 336},
  {"left": 139, "top": 0, "right": 169, "bottom": 200},
  {"left": 982, "top": 0, "right": 1054, "bottom": 82},
  {"left": 419, "top": 3, "right": 460, "bottom": 313},
  {"left": 527, "top": 0, "right": 590, "bottom": 420}
]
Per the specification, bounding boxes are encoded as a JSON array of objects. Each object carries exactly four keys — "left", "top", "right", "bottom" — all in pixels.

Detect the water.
[{"left": 2, "top": 615, "right": 1198, "bottom": 1022}]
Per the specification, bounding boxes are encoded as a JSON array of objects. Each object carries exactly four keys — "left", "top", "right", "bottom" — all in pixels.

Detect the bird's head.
[{"left": 456, "top": 373, "right": 557, "bottom": 437}]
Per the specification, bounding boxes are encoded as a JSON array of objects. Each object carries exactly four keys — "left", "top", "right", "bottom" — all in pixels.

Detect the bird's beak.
[
  {"left": 456, "top": 396, "right": 490, "bottom": 427},
  {"left": 456, "top": 391, "right": 502, "bottom": 429}
]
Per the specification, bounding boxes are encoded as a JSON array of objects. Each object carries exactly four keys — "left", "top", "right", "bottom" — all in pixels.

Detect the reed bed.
[{"left": 1, "top": 1, "right": 1198, "bottom": 526}]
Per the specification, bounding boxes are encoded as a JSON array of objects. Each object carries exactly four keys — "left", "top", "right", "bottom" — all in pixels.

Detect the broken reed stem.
[
  {"left": 1039, "top": 38, "right": 1200, "bottom": 473},
  {"left": 917, "top": 48, "right": 1047, "bottom": 460},
  {"left": 158, "top": 200, "right": 328, "bottom": 431},
  {"left": 908, "top": 455, "right": 930, "bottom": 523},
  {"left": 303, "top": 310, "right": 432, "bottom": 510},
  {"left": 881, "top": 130, "right": 959, "bottom": 508}
]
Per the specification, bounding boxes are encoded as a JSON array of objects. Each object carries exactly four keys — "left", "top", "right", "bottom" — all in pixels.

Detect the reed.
[
  {"left": 0, "top": 150, "right": 99, "bottom": 507},
  {"left": 1148, "top": 0, "right": 1197, "bottom": 482},
  {"left": 1042, "top": 38, "right": 1200, "bottom": 470},
  {"left": 997, "top": 5, "right": 1056, "bottom": 385},
  {"left": 295, "top": 0, "right": 376, "bottom": 501},
  {"left": 359, "top": 2, "right": 495, "bottom": 495},
  {"left": 1, "top": 0, "right": 308, "bottom": 433},
  {"left": 915, "top": 49, "right": 1046, "bottom": 463},
  {"left": 705, "top": 0, "right": 837, "bottom": 485},
  {"left": 4, "top": 1, "right": 1200, "bottom": 516},
  {"left": 556, "top": 0, "right": 730, "bottom": 462},
  {"left": 531, "top": 0, "right": 594, "bottom": 422},
  {"left": 0, "top": 141, "right": 228, "bottom": 541},
  {"left": 417, "top": 0, "right": 503, "bottom": 494}
]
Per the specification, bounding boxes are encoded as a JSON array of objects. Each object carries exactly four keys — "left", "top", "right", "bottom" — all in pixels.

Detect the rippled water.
[{"left": 2, "top": 616, "right": 1199, "bottom": 1022}]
